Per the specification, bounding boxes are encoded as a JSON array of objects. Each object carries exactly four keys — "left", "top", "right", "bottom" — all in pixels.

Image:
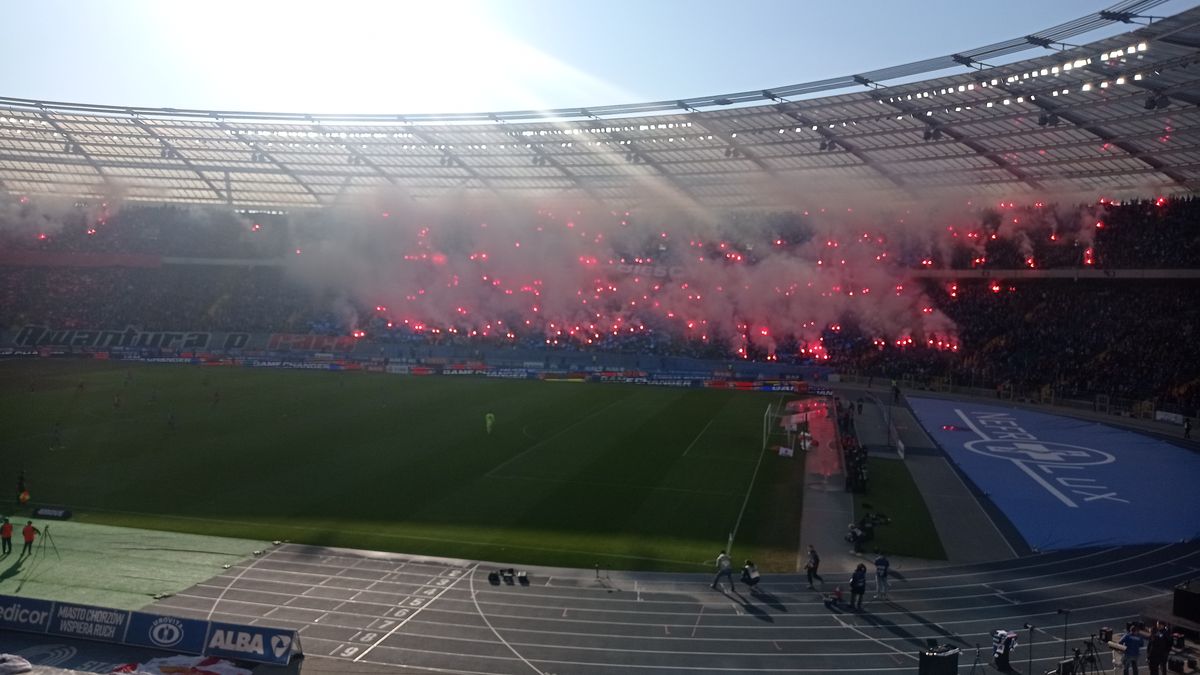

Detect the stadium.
[{"left": 0, "top": 1, "right": 1199, "bottom": 674}]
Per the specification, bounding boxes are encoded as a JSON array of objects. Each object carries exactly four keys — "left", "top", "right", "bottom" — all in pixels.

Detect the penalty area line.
[
  {"left": 681, "top": 418, "right": 718, "bottom": 457},
  {"left": 484, "top": 396, "right": 626, "bottom": 478}
]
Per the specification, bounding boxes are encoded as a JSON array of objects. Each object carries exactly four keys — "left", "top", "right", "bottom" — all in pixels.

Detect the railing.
[{"left": 833, "top": 372, "right": 1196, "bottom": 429}]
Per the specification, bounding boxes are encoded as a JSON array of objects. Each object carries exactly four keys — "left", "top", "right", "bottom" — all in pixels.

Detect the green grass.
[
  {"left": 0, "top": 520, "right": 264, "bottom": 610},
  {"left": 0, "top": 360, "right": 805, "bottom": 572},
  {"left": 853, "top": 457, "right": 947, "bottom": 560}
]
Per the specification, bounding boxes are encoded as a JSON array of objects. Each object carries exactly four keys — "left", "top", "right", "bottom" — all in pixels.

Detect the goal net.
[{"left": 762, "top": 399, "right": 813, "bottom": 455}]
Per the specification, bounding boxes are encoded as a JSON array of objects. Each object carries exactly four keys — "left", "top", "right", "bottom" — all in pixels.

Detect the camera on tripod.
[{"left": 1053, "top": 636, "right": 1102, "bottom": 675}]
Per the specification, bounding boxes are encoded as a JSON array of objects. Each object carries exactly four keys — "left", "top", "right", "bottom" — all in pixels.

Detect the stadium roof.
[{"left": 2, "top": 0, "right": 1200, "bottom": 210}]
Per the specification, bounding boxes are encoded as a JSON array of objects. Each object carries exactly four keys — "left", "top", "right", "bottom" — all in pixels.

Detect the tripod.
[
  {"left": 968, "top": 643, "right": 982, "bottom": 675},
  {"left": 1069, "top": 637, "right": 1102, "bottom": 675},
  {"left": 37, "top": 525, "right": 60, "bottom": 561}
]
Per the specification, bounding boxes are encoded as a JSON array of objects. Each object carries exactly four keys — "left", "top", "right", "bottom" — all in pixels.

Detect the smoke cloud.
[{"left": 284, "top": 190, "right": 1108, "bottom": 356}]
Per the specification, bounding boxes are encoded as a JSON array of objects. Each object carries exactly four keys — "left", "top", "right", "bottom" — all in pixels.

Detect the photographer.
[{"left": 1118, "top": 622, "right": 1146, "bottom": 675}]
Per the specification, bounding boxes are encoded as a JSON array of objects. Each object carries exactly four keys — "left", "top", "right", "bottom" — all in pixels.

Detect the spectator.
[{"left": 849, "top": 563, "right": 868, "bottom": 610}]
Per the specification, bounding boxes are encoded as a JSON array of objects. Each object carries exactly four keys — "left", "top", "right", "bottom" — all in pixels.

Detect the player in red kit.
[
  {"left": 0, "top": 518, "right": 12, "bottom": 555},
  {"left": 20, "top": 521, "right": 40, "bottom": 557}
]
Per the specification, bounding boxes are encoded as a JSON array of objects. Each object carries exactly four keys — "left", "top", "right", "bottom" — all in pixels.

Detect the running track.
[{"left": 149, "top": 541, "right": 1200, "bottom": 673}]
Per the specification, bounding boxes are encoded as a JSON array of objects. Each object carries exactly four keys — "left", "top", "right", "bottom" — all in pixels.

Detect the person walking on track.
[
  {"left": 873, "top": 552, "right": 891, "bottom": 600},
  {"left": 711, "top": 550, "right": 734, "bottom": 591},
  {"left": 850, "top": 563, "right": 868, "bottom": 610},
  {"left": 805, "top": 545, "right": 824, "bottom": 589}
]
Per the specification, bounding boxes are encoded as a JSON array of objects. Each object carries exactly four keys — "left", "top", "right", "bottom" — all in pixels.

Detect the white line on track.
[
  {"left": 168, "top": 541, "right": 1200, "bottom": 672},
  {"left": 690, "top": 605, "right": 705, "bottom": 637},
  {"left": 158, "top": 598, "right": 1160, "bottom": 655},
  {"left": 468, "top": 566, "right": 546, "bottom": 675},
  {"left": 353, "top": 562, "right": 477, "bottom": 663},
  {"left": 206, "top": 548, "right": 273, "bottom": 621},
  {"left": 832, "top": 614, "right": 919, "bottom": 663},
  {"left": 187, "top": 548, "right": 1197, "bottom": 621}
]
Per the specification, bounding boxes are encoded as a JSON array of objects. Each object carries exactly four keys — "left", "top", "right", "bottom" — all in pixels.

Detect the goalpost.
[{"left": 762, "top": 400, "right": 811, "bottom": 454}]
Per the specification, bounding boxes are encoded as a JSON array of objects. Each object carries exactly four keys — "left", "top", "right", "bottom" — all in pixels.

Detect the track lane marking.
[
  {"left": 469, "top": 566, "right": 546, "bottom": 675},
  {"left": 353, "top": 563, "right": 477, "bottom": 663}
]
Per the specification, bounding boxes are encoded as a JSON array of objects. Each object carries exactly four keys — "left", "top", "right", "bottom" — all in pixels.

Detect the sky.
[{"left": 0, "top": 0, "right": 1196, "bottom": 115}]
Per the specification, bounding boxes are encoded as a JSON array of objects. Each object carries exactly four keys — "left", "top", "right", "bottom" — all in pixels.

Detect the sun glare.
[{"left": 147, "top": 0, "right": 630, "bottom": 113}]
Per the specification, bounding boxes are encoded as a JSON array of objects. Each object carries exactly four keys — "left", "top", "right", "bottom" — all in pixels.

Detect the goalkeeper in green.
[{"left": 485, "top": 412, "right": 496, "bottom": 435}]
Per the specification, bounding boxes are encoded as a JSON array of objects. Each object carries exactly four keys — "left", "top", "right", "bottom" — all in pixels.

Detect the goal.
[{"left": 762, "top": 400, "right": 812, "bottom": 454}]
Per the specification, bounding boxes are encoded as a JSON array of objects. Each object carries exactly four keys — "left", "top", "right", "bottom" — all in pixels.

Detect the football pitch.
[{"left": 0, "top": 360, "right": 806, "bottom": 572}]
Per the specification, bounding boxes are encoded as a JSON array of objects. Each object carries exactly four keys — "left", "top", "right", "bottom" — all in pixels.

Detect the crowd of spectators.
[
  {"left": 0, "top": 266, "right": 315, "bottom": 333},
  {"left": 1, "top": 195, "right": 1197, "bottom": 413},
  {"left": 0, "top": 203, "right": 287, "bottom": 259},
  {"left": 891, "top": 196, "right": 1200, "bottom": 271},
  {"left": 830, "top": 279, "right": 1200, "bottom": 413},
  {"left": 3, "top": 196, "right": 1198, "bottom": 270}
]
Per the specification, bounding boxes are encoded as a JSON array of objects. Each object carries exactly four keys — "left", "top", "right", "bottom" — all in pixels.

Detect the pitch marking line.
[
  {"left": 353, "top": 562, "right": 477, "bottom": 663},
  {"left": 485, "top": 397, "right": 626, "bottom": 477},
  {"left": 492, "top": 473, "right": 737, "bottom": 497},
  {"left": 729, "top": 428, "right": 770, "bottom": 548},
  {"left": 682, "top": 418, "right": 718, "bottom": 457}
]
